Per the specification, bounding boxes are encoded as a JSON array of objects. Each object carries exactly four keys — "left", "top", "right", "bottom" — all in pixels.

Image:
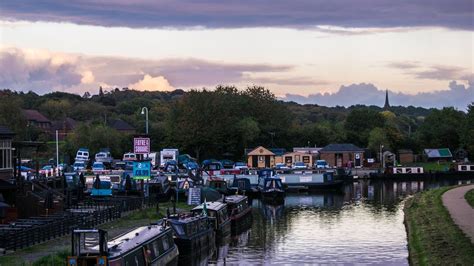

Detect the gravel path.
[{"left": 442, "top": 184, "right": 474, "bottom": 244}]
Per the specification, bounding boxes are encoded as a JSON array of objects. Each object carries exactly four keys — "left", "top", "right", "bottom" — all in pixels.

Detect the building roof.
[
  {"left": 293, "top": 147, "right": 322, "bottom": 154},
  {"left": 0, "top": 125, "right": 14, "bottom": 136},
  {"left": 320, "top": 143, "right": 364, "bottom": 153},
  {"left": 108, "top": 119, "right": 135, "bottom": 131},
  {"left": 424, "top": 148, "right": 452, "bottom": 158},
  {"left": 247, "top": 146, "right": 275, "bottom": 156},
  {"left": 22, "top": 109, "right": 51, "bottom": 123},
  {"left": 51, "top": 117, "right": 77, "bottom": 131}
]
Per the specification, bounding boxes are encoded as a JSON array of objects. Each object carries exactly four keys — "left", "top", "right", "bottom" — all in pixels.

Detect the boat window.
[
  {"left": 144, "top": 242, "right": 157, "bottom": 261},
  {"left": 152, "top": 239, "right": 161, "bottom": 257},
  {"left": 172, "top": 224, "right": 185, "bottom": 236},
  {"left": 124, "top": 249, "right": 145, "bottom": 266},
  {"left": 162, "top": 234, "right": 170, "bottom": 250}
]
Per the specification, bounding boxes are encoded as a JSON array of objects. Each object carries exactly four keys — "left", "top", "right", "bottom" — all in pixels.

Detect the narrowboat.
[
  {"left": 229, "top": 176, "right": 259, "bottom": 197},
  {"left": 167, "top": 214, "right": 215, "bottom": 263},
  {"left": 224, "top": 195, "right": 252, "bottom": 235},
  {"left": 207, "top": 177, "right": 230, "bottom": 195},
  {"left": 192, "top": 201, "right": 231, "bottom": 241},
  {"left": 175, "top": 177, "right": 195, "bottom": 200},
  {"left": 258, "top": 176, "right": 286, "bottom": 204},
  {"left": 67, "top": 225, "right": 178, "bottom": 266}
]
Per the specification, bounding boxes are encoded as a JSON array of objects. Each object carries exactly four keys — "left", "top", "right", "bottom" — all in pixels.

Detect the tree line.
[{"left": 0, "top": 87, "right": 472, "bottom": 162}]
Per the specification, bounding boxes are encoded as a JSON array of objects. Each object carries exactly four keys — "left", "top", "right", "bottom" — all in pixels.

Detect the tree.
[
  {"left": 345, "top": 108, "right": 385, "bottom": 147},
  {"left": 462, "top": 103, "right": 474, "bottom": 159},
  {"left": 416, "top": 107, "right": 465, "bottom": 151}
]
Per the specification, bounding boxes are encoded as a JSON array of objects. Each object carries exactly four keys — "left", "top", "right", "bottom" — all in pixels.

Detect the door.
[
  {"left": 252, "top": 156, "right": 258, "bottom": 168},
  {"left": 336, "top": 153, "right": 343, "bottom": 167},
  {"left": 265, "top": 156, "right": 271, "bottom": 168}
]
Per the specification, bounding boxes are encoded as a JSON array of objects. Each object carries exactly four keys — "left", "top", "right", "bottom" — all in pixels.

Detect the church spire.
[{"left": 383, "top": 89, "right": 390, "bottom": 110}]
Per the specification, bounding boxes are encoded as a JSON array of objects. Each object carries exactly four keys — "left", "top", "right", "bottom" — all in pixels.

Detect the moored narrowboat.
[
  {"left": 224, "top": 195, "right": 252, "bottom": 235},
  {"left": 229, "top": 176, "right": 259, "bottom": 197},
  {"left": 258, "top": 176, "right": 286, "bottom": 204},
  {"left": 207, "top": 177, "right": 230, "bottom": 195},
  {"left": 167, "top": 214, "right": 215, "bottom": 262},
  {"left": 191, "top": 201, "right": 231, "bottom": 242},
  {"left": 67, "top": 225, "right": 178, "bottom": 266}
]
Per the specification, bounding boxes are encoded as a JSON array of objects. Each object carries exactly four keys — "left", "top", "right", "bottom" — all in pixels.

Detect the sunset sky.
[{"left": 0, "top": 1, "right": 472, "bottom": 108}]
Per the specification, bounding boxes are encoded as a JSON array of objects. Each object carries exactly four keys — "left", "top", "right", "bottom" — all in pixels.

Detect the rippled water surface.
[{"left": 208, "top": 178, "right": 473, "bottom": 265}]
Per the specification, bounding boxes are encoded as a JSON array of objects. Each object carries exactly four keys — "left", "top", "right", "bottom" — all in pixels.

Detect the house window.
[
  {"left": 0, "top": 140, "right": 12, "bottom": 170},
  {"left": 259, "top": 156, "right": 264, "bottom": 162}
]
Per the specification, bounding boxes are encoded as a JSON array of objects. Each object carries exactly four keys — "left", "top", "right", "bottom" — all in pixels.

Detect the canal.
[{"left": 208, "top": 177, "right": 473, "bottom": 265}]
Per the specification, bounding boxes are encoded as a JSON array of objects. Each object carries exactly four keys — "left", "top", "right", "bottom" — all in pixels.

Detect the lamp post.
[
  {"left": 141, "top": 107, "right": 149, "bottom": 135},
  {"left": 380, "top": 144, "right": 384, "bottom": 168}
]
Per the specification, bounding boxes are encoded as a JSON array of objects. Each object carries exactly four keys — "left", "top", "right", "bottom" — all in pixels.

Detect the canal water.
[{"left": 207, "top": 177, "right": 473, "bottom": 265}]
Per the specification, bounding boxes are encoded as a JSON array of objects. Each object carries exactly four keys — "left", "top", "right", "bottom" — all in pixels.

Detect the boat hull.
[
  {"left": 230, "top": 207, "right": 252, "bottom": 235},
  {"left": 261, "top": 190, "right": 285, "bottom": 204}
]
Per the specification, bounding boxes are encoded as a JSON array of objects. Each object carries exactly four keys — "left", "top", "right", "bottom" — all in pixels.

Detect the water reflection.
[{"left": 184, "top": 177, "right": 474, "bottom": 264}]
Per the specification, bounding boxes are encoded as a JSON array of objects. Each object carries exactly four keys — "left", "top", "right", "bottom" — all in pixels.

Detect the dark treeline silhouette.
[{"left": 0, "top": 86, "right": 472, "bottom": 161}]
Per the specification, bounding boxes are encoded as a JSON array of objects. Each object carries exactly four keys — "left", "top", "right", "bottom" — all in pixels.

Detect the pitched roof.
[
  {"left": 320, "top": 143, "right": 364, "bottom": 153},
  {"left": 51, "top": 117, "right": 77, "bottom": 131},
  {"left": 247, "top": 146, "right": 275, "bottom": 156},
  {"left": 0, "top": 125, "right": 14, "bottom": 137},
  {"left": 108, "top": 119, "right": 135, "bottom": 131},
  {"left": 424, "top": 148, "right": 452, "bottom": 158},
  {"left": 23, "top": 109, "right": 51, "bottom": 123}
]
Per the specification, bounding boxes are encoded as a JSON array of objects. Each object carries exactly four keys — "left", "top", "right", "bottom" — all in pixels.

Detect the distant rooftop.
[
  {"left": 424, "top": 148, "right": 452, "bottom": 158},
  {"left": 23, "top": 109, "right": 51, "bottom": 123},
  {"left": 320, "top": 143, "right": 364, "bottom": 153},
  {"left": 0, "top": 125, "right": 14, "bottom": 137}
]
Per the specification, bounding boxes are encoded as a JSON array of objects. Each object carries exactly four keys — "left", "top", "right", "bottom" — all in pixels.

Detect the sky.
[{"left": 0, "top": 0, "right": 473, "bottom": 109}]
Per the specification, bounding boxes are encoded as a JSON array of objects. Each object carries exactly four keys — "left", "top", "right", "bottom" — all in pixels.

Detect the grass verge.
[
  {"left": 465, "top": 189, "right": 474, "bottom": 208},
  {"left": 0, "top": 201, "right": 196, "bottom": 266},
  {"left": 404, "top": 187, "right": 474, "bottom": 265}
]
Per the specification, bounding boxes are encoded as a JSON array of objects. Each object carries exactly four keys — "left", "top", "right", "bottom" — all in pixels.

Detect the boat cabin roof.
[
  {"left": 107, "top": 224, "right": 170, "bottom": 258},
  {"left": 167, "top": 214, "right": 207, "bottom": 225},
  {"left": 224, "top": 195, "right": 248, "bottom": 205},
  {"left": 192, "top": 201, "right": 227, "bottom": 212}
]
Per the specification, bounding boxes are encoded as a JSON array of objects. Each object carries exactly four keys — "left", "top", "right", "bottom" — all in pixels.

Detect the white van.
[
  {"left": 123, "top": 152, "right": 137, "bottom": 161},
  {"left": 75, "top": 148, "right": 90, "bottom": 162}
]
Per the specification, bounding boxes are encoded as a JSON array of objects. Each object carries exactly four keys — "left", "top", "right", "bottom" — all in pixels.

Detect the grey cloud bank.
[
  {"left": 282, "top": 82, "right": 474, "bottom": 110},
  {"left": 2, "top": 0, "right": 473, "bottom": 30}
]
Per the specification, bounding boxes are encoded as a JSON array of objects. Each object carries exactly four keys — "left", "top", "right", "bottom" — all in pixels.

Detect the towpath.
[{"left": 442, "top": 184, "right": 474, "bottom": 244}]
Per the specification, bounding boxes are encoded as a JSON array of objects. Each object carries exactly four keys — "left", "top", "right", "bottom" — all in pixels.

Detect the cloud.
[
  {"left": 282, "top": 81, "right": 474, "bottom": 109},
  {"left": 1, "top": 0, "right": 472, "bottom": 30},
  {"left": 128, "top": 74, "right": 174, "bottom": 91},
  {"left": 387, "top": 61, "right": 472, "bottom": 81},
  {"left": 0, "top": 47, "right": 85, "bottom": 93},
  {"left": 0, "top": 47, "right": 297, "bottom": 92}
]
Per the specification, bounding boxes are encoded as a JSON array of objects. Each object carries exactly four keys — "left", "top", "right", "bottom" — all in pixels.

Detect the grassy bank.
[
  {"left": 465, "top": 189, "right": 474, "bottom": 208},
  {"left": 0, "top": 201, "right": 195, "bottom": 266},
  {"left": 404, "top": 187, "right": 474, "bottom": 265}
]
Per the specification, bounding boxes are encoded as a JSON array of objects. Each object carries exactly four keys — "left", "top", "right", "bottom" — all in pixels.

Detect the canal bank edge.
[{"left": 404, "top": 186, "right": 474, "bottom": 265}]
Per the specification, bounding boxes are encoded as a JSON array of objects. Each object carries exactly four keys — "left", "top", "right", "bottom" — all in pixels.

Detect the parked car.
[
  {"left": 275, "top": 163, "right": 290, "bottom": 170},
  {"left": 123, "top": 152, "right": 137, "bottom": 161},
  {"left": 73, "top": 161, "right": 86, "bottom": 171},
  {"left": 220, "top": 159, "right": 234, "bottom": 169},
  {"left": 233, "top": 161, "right": 248, "bottom": 170},
  {"left": 292, "top": 162, "right": 307, "bottom": 169},
  {"left": 39, "top": 165, "right": 54, "bottom": 175},
  {"left": 92, "top": 162, "right": 106, "bottom": 172},
  {"left": 95, "top": 151, "right": 113, "bottom": 164},
  {"left": 315, "top": 160, "right": 330, "bottom": 169}
]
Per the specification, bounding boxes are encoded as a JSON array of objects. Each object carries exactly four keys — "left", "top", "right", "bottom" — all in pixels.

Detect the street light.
[
  {"left": 141, "top": 107, "right": 149, "bottom": 135},
  {"left": 380, "top": 144, "right": 384, "bottom": 168}
]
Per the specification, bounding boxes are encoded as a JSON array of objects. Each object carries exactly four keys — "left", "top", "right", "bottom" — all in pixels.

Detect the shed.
[
  {"left": 398, "top": 149, "right": 414, "bottom": 164},
  {"left": 319, "top": 143, "right": 364, "bottom": 168},
  {"left": 247, "top": 146, "right": 275, "bottom": 169}
]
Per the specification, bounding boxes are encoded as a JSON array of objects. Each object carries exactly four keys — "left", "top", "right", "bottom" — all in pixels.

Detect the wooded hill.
[{"left": 0, "top": 86, "right": 472, "bottom": 161}]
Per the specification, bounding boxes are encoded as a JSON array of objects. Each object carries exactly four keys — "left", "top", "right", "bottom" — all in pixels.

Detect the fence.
[{"left": 0, "top": 196, "right": 154, "bottom": 252}]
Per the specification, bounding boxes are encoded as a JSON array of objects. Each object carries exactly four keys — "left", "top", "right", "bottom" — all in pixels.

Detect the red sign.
[{"left": 134, "top": 138, "right": 150, "bottom": 154}]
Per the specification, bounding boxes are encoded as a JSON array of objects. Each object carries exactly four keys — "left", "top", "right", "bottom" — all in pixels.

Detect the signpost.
[
  {"left": 133, "top": 161, "right": 151, "bottom": 180},
  {"left": 187, "top": 187, "right": 201, "bottom": 205},
  {"left": 134, "top": 137, "right": 150, "bottom": 154}
]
